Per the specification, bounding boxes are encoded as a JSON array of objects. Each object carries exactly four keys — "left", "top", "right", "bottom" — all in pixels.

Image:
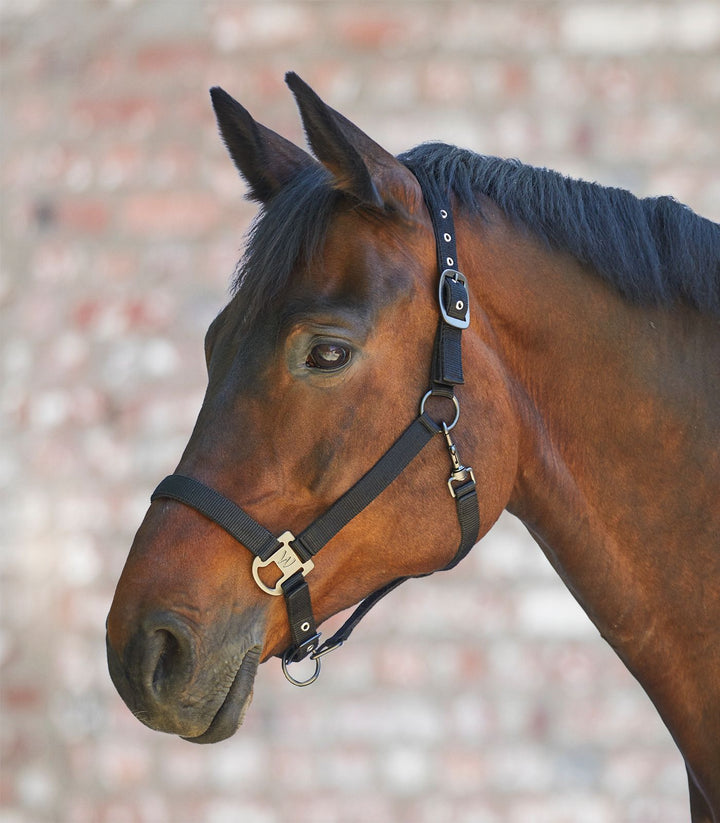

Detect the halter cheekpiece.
[{"left": 151, "top": 185, "right": 480, "bottom": 686}]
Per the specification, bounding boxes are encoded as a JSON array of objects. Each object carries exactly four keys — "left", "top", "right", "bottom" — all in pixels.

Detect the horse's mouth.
[{"left": 182, "top": 645, "right": 262, "bottom": 744}]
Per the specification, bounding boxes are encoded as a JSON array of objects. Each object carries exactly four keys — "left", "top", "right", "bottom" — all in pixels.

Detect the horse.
[{"left": 106, "top": 73, "right": 720, "bottom": 820}]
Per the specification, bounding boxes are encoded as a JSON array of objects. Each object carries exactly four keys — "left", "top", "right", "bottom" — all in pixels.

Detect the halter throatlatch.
[{"left": 151, "top": 189, "right": 479, "bottom": 687}]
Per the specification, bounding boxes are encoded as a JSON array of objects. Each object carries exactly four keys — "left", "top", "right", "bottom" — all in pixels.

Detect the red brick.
[
  {"left": 97, "top": 145, "right": 144, "bottom": 189},
  {"left": 211, "top": 5, "right": 315, "bottom": 50},
  {"left": 1, "top": 686, "right": 43, "bottom": 711},
  {"left": 421, "top": 61, "right": 475, "bottom": 104},
  {"left": 72, "top": 97, "right": 159, "bottom": 129},
  {"left": 334, "top": 12, "right": 409, "bottom": 49},
  {"left": 135, "top": 42, "right": 206, "bottom": 74},
  {"left": 119, "top": 191, "right": 221, "bottom": 237},
  {"left": 13, "top": 95, "right": 51, "bottom": 133},
  {"left": 58, "top": 198, "right": 111, "bottom": 233}
]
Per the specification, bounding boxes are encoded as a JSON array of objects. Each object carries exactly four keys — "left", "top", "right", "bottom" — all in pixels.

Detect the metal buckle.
[
  {"left": 438, "top": 269, "right": 470, "bottom": 329},
  {"left": 251, "top": 531, "right": 314, "bottom": 596}
]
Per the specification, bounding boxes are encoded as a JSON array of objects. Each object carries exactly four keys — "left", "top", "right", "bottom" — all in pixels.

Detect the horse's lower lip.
[{"left": 182, "top": 646, "right": 262, "bottom": 744}]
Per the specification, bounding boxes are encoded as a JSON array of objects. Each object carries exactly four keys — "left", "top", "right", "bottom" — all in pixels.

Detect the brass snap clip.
[{"left": 442, "top": 423, "right": 476, "bottom": 498}]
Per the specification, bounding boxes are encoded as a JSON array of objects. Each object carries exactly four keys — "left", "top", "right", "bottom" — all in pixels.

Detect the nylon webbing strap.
[
  {"left": 431, "top": 198, "right": 459, "bottom": 274},
  {"left": 433, "top": 322, "right": 464, "bottom": 386},
  {"left": 425, "top": 197, "right": 468, "bottom": 389},
  {"left": 281, "top": 412, "right": 443, "bottom": 664},
  {"left": 281, "top": 571, "right": 319, "bottom": 661},
  {"left": 293, "top": 413, "right": 441, "bottom": 560},
  {"left": 151, "top": 475, "right": 281, "bottom": 561},
  {"left": 313, "top": 469, "right": 480, "bottom": 657},
  {"left": 443, "top": 477, "right": 480, "bottom": 570},
  {"left": 149, "top": 412, "right": 449, "bottom": 667}
]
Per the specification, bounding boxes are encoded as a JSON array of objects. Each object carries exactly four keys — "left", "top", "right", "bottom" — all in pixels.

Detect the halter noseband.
[{"left": 151, "top": 188, "right": 479, "bottom": 686}]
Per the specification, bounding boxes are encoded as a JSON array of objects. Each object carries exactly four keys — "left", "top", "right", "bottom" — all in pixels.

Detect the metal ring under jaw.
[
  {"left": 282, "top": 636, "right": 345, "bottom": 686},
  {"left": 281, "top": 651, "right": 321, "bottom": 687},
  {"left": 420, "top": 390, "right": 460, "bottom": 431}
]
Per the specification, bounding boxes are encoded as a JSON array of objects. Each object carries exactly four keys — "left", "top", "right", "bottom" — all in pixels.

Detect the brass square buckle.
[{"left": 251, "top": 531, "right": 314, "bottom": 596}]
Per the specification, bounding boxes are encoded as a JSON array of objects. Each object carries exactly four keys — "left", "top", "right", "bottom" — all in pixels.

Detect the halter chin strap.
[{"left": 151, "top": 191, "right": 479, "bottom": 686}]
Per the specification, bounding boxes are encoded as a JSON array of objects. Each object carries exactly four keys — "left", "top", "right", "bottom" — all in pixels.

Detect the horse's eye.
[{"left": 306, "top": 343, "right": 351, "bottom": 371}]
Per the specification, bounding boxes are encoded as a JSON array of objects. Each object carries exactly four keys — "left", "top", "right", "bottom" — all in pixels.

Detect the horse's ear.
[
  {"left": 210, "top": 86, "right": 315, "bottom": 203},
  {"left": 285, "top": 72, "right": 418, "bottom": 212}
]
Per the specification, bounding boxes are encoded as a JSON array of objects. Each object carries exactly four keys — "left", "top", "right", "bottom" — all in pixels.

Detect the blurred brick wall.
[{"left": 2, "top": 1, "right": 718, "bottom": 822}]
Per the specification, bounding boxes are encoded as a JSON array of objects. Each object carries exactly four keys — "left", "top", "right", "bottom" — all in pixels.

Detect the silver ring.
[
  {"left": 282, "top": 652, "right": 321, "bottom": 687},
  {"left": 419, "top": 390, "right": 460, "bottom": 431}
]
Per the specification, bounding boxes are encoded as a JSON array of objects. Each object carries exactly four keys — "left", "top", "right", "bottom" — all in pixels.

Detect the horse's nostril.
[
  {"left": 139, "top": 612, "right": 196, "bottom": 699},
  {"left": 151, "top": 629, "right": 182, "bottom": 693},
  {"left": 107, "top": 609, "right": 219, "bottom": 738}
]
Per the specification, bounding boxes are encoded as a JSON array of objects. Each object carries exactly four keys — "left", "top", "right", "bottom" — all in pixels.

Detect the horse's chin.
[{"left": 182, "top": 646, "right": 262, "bottom": 744}]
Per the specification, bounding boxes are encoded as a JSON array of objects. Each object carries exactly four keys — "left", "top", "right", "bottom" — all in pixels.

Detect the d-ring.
[
  {"left": 281, "top": 651, "right": 321, "bottom": 687},
  {"left": 419, "top": 390, "right": 460, "bottom": 431}
]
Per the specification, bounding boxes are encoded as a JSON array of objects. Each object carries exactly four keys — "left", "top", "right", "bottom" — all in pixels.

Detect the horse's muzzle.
[{"left": 106, "top": 610, "right": 261, "bottom": 742}]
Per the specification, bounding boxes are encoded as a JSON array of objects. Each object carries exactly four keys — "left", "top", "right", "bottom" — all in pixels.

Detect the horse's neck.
[
  {"left": 460, "top": 212, "right": 720, "bottom": 779},
  {"left": 462, "top": 212, "right": 719, "bottom": 637},
  {"left": 459, "top": 208, "right": 720, "bottom": 807}
]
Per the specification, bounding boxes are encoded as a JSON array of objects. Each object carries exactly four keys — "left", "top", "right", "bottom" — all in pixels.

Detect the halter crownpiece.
[{"left": 151, "top": 187, "right": 479, "bottom": 686}]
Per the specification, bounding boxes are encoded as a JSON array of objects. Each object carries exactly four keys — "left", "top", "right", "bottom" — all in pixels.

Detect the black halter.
[{"left": 151, "top": 191, "right": 480, "bottom": 686}]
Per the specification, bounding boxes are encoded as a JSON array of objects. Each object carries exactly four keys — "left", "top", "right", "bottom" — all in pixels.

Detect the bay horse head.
[
  {"left": 106, "top": 74, "right": 518, "bottom": 743},
  {"left": 107, "top": 74, "right": 720, "bottom": 817}
]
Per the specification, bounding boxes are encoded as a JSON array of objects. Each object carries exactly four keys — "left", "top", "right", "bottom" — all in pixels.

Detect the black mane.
[
  {"left": 233, "top": 143, "right": 720, "bottom": 322},
  {"left": 401, "top": 143, "right": 720, "bottom": 315}
]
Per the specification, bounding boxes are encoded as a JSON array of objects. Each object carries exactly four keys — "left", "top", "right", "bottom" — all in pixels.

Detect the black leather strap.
[{"left": 153, "top": 416, "right": 441, "bottom": 565}]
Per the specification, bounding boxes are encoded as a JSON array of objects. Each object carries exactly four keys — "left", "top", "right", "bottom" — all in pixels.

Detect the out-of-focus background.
[{"left": 2, "top": 2, "right": 719, "bottom": 821}]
